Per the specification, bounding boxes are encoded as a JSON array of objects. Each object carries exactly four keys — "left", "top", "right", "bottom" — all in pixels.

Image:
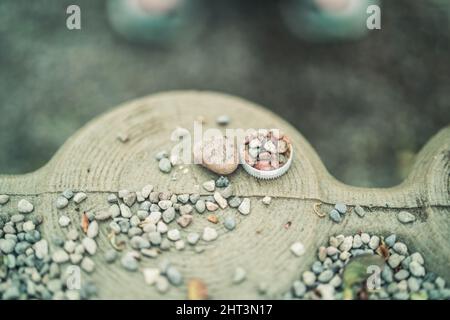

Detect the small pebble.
[
  {"left": 18, "top": 199, "right": 34, "bottom": 213},
  {"left": 214, "top": 192, "right": 228, "bottom": 209},
  {"left": 228, "top": 196, "right": 242, "bottom": 208},
  {"left": 202, "top": 180, "right": 215, "bottom": 192},
  {"left": 195, "top": 200, "right": 206, "bottom": 213},
  {"left": 334, "top": 203, "right": 347, "bottom": 214},
  {"left": 0, "top": 238, "right": 16, "bottom": 254},
  {"left": 354, "top": 205, "right": 365, "bottom": 217},
  {"left": 143, "top": 268, "right": 160, "bottom": 285},
  {"left": 119, "top": 204, "right": 132, "bottom": 218},
  {"left": 187, "top": 233, "right": 200, "bottom": 245},
  {"left": 206, "top": 202, "right": 218, "bottom": 211},
  {"left": 329, "top": 209, "right": 341, "bottom": 223},
  {"left": 223, "top": 217, "right": 236, "bottom": 230},
  {"left": 290, "top": 242, "right": 305, "bottom": 257},
  {"left": 167, "top": 266, "right": 183, "bottom": 286},
  {"left": 82, "top": 237, "right": 97, "bottom": 255},
  {"left": 167, "top": 229, "right": 181, "bottom": 241},
  {"left": 318, "top": 270, "right": 334, "bottom": 283},
  {"left": 0, "top": 194, "right": 10, "bottom": 205},
  {"left": 202, "top": 227, "right": 218, "bottom": 241},
  {"left": 238, "top": 198, "right": 251, "bottom": 215},
  {"left": 233, "top": 267, "right": 247, "bottom": 284},
  {"left": 159, "top": 158, "right": 172, "bottom": 173},
  {"left": 397, "top": 211, "right": 416, "bottom": 224},
  {"left": 73, "top": 192, "right": 87, "bottom": 204},
  {"left": 52, "top": 249, "right": 69, "bottom": 264},
  {"left": 385, "top": 234, "right": 396, "bottom": 247},
  {"left": 175, "top": 240, "right": 185, "bottom": 251},
  {"left": 388, "top": 253, "right": 405, "bottom": 269},
  {"left": 368, "top": 235, "right": 380, "bottom": 250},
  {"left": 216, "top": 115, "right": 230, "bottom": 126},
  {"left": 409, "top": 261, "right": 426, "bottom": 277},
  {"left": 176, "top": 215, "right": 193, "bottom": 228},
  {"left": 393, "top": 242, "right": 408, "bottom": 255},
  {"left": 262, "top": 196, "right": 272, "bottom": 205},
  {"left": 121, "top": 252, "right": 139, "bottom": 271},
  {"left": 104, "top": 250, "right": 117, "bottom": 263},
  {"left": 162, "top": 207, "right": 176, "bottom": 223},
  {"left": 58, "top": 215, "right": 71, "bottom": 227},
  {"left": 81, "top": 257, "right": 95, "bottom": 273},
  {"left": 22, "top": 220, "right": 35, "bottom": 232},
  {"left": 394, "top": 270, "right": 410, "bottom": 281},
  {"left": 55, "top": 196, "right": 69, "bottom": 209},
  {"left": 155, "top": 275, "right": 170, "bottom": 293},
  {"left": 215, "top": 176, "right": 230, "bottom": 188},
  {"left": 87, "top": 221, "right": 99, "bottom": 238}
]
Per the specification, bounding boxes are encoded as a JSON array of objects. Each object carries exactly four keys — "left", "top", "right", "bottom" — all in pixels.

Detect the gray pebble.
[
  {"left": 216, "top": 114, "right": 230, "bottom": 125},
  {"left": 388, "top": 253, "right": 405, "bottom": 269},
  {"left": 104, "top": 250, "right": 118, "bottom": 263},
  {"left": 121, "top": 252, "right": 139, "bottom": 271},
  {"left": 233, "top": 267, "right": 246, "bottom": 284},
  {"left": 228, "top": 196, "right": 242, "bottom": 208},
  {"left": 158, "top": 200, "right": 172, "bottom": 210},
  {"left": 161, "top": 207, "right": 175, "bottom": 224},
  {"left": 130, "top": 236, "right": 150, "bottom": 249},
  {"left": 393, "top": 242, "right": 408, "bottom": 255},
  {"left": 354, "top": 205, "right": 365, "bottom": 217},
  {"left": 0, "top": 194, "right": 10, "bottom": 205},
  {"left": 155, "top": 275, "right": 170, "bottom": 293},
  {"left": 189, "top": 193, "right": 200, "bottom": 204},
  {"left": 224, "top": 217, "right": 236, "bottom": 231},
  {"left": 408, "top": 277, "right": 421, "bottom": 292},
  {"left": 409, "top": 261, "right": 425, "bottom": 277},
  {"left": 0, "top": 238, "right": 16, "bottom": 254},
  {"left": 195, "top": 200, "right": 206, "bottom": 213},
  {"left": 187, "top": 232, "right": 200, "bottom": 245},
  {"left": 202, "top": 227, "right": 218, "bottom": 241},
  {"left": 394, "top": 270, "right": 410, "bottom": 281},
  {"left": 318, "top": 269, "right": 334, "bottom": 283},
  {"left": 148, "top": 231, "right": 162, "bottom": 245},
  {"left": 382, "top": 266, "right": 394, "bottom": 283},
  {"left": 55, "top": 196, "right": 69, "bottom": 209},
  {"left": 119, "top": 204, "right": 132, "bottom": 218},
  {"left": 329, "top": 209, "right": 342, "bottom": 223},
  {"left": 410, "top": 252, "right": 424, "bottom": 265},
  {"left": 155, "top": 150, "right": 169, "bottom": 161},
  {"left": 159, "top": 158, "right": 172, "bottom": 173},
  {"left": 10, "top": 214, "right": 25, "bottom": 223},
  {"left": 166, "top": 266, "right": 183, "bottom": 286},
  {"left": 82, "top": 237, "right": 97, "bottom": 255},
  {"left": 107, "top": 193, "right": 118, "bottom": 203},
  {"left": 352, "top": 234, "right": 362, "bottom": 248},
  {"left": 160, "top": 238, "right": 171, "bottom": 251},
  {"left": 384, "top": 234, "right": 396, "bottom": 247},
  {"left": 397, "top": 211, "right": 416, "bottom": 224},
  {"left": 334, "top": 203, "right": 347, "bottom": 214},
  {"left": 123, "top": 192, "right": 136, "bottom": 207},
  {"left": 177, "top": 194, "right": 190, "bottom": 204}
]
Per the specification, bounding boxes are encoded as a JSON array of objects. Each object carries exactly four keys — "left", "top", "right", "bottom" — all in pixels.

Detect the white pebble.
[
  {"left": 167, "top": 229, "right": 181, "bottom": 241},
  {"left": 82, "top": 237, "right": 97, "bottom": 255},
  {"left": 73, "top": 192, "right": 87, "bottom": 204},
  {"left": 119, "top": 204, "right": 132, "bottom": 218},
  {"left": 290, "top": 242, "right": 305, "bottom": 257},
  {"left": 202, "top": 227, "right": 218, "bottom": 241},
  {"left": 18, "top": 199, "right": 34, "bottom": 213},
  {"left": 143, "top": 268, "right": 160, "bottom": 285},
  {"left": 238, "top": 198, "right": 251, "bottom": 215},
  {"left": 58, "top": 215, "right": 71, "bottom": 227},
  {"left": 87, "top": 220, "right": 99, "bottom": 238},
  {"left": 262, "top": 196, "right": 271, "bottom": 205}
]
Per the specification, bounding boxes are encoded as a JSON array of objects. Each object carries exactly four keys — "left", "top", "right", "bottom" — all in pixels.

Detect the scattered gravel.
[
  {"left": 286, "top": 232, "right": 450, "bottom": 300},
  {"left": 262, "top": 196, "right": 272, "bottom": 205}
]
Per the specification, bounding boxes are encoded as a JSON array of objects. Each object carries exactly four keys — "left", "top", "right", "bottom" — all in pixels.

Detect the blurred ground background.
[{"left": 0, "top": 0, "right": 449, "bottom": 187}]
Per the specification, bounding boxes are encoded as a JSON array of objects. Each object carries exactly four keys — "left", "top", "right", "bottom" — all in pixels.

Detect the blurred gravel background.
[{"left": 0, "top": 0, "right": 449, "bottom": 187}]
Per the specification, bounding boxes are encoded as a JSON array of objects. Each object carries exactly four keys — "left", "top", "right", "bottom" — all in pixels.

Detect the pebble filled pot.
[
  {"left": 280, "top": 0, "right": 381, "bottom": 42},
  {"left": 106, "top": 0, "right": 200, "bottom": 44}
]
